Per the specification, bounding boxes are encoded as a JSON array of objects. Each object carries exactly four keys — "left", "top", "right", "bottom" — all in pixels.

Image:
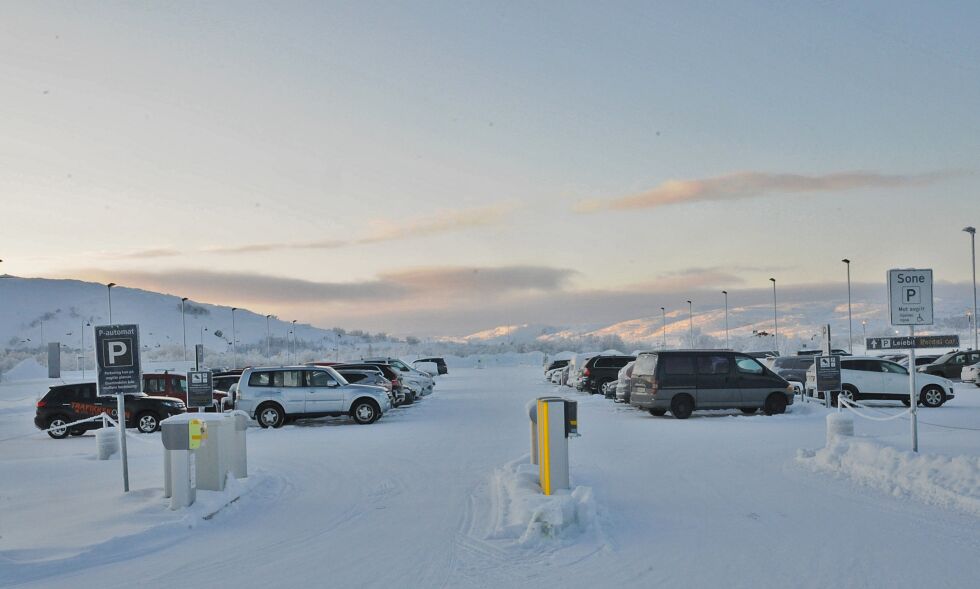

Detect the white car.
[
  {"left": 363, "top": 358, "right": 435, "bottom": 396},
  {"left": 805, "top": 356, "right": 955, "bottom": 407},
  {"left": 236, "top": 366, "right": 392, "bottom": 427},
  {"left": 962, "top": 361, "right": 980, "bottom": 386}
]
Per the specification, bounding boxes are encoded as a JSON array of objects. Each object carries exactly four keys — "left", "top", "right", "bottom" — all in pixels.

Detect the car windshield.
[
  {"left": 390, "top": 360, "right": 411, "bottom": 371},
  {"left": 933, "top": 352, "right": 956, "bottom": 364}
]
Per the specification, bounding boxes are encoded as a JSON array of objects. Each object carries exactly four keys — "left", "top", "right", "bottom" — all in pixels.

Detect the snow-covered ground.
[{"left": 2, "top": 366, "right": 980, "bottom": 588}]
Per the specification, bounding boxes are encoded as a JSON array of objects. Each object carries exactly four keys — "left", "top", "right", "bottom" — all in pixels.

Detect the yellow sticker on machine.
[{"left": 188, "top": 419, "right": 207, "bottom": 450}]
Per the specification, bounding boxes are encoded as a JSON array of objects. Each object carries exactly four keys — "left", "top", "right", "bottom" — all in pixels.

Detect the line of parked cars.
[
  {"left": 547, "top": 345, "right": 969, "bottom": 419},
  {"left": 34, "top": 356, "right": 447, "bottom": 438}
]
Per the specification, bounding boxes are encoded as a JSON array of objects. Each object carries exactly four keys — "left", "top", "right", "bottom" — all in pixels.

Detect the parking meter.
[
  {"left": 161, "top": 417, "right": 207, "bottom": 509},
  {"left": 529, "top": 397, "right": 578, "bottom": 495}
]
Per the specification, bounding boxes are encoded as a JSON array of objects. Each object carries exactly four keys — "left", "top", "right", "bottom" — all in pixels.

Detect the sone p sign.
[{"left": 888, "top": 269, "right": 933, "bottom": 326}]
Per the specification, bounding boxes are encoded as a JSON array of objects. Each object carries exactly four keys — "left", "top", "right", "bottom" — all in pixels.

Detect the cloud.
[
  {"left": 98, "top": 248, "right": 183, "bottom": 259},
  {"left": 206, "top": 203, "right": 516, "bottom": 254},
  {"left": 574, "top": 170, "right": 959, "bottom": 213}
]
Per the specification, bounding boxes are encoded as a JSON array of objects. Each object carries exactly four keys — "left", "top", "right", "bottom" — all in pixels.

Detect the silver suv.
[{"left": 236, "top": 366, "right": 392, "bottom": 427}]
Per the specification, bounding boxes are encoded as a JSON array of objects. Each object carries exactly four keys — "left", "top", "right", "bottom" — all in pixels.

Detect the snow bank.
[
  {"left": 3, "top": 357, "right": 47, "bottom": 381},
  {"left": 797, "top": 440, "right": 980, "bottom": 517},
  {"left": 488, "top": 457, "right": 598, "bottom": 546}
]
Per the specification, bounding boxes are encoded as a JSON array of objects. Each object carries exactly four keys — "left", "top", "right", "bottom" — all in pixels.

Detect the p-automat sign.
[{"left": 95, "top": 324, "right": 142, "bottom": 395}]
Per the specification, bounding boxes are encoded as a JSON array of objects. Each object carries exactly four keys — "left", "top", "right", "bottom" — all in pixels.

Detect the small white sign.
[{"left": 888, "top": 269, "right": 934, "bottom": 326}]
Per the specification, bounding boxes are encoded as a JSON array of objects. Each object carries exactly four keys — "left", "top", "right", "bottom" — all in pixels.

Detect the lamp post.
[
  {"left": 660, "top": 307, "right": 667, "bottom": 350},
  {"left": 291, "top": 319, "right": 298, "bottom": 363},
  {"left": 265, "top": 314, "right": 272, "bottom": 359},
  {"left": 842, "top": 259, "right": 853, "bottom": 354},
  {"left": 721, "top": 290, "right": 729, "bottom": 349},
  {"left": 769, "top": 278, "right": 778, "bottom": 355},
  {"left": 231, "top": 308, "right": 238, "bottom": 369},
  {"left": 965, "top": 227, "right": 977, "bottom": 350},
  {"left": 106, "top": 283, "right": 116, "bottom": 323},
  {"left": 861, "top": 320, "right": 867, "bottom": 353},
  {"left": 180, "top": 297, "right": 188, "bottom": 362},
  {"left": 686, "top": 300, "right": 694, "bottom": 348}
]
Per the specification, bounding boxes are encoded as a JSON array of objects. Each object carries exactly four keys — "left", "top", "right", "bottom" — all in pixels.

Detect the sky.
[{"left": 1, "top": 1, "right": 979, "bottom": 336}]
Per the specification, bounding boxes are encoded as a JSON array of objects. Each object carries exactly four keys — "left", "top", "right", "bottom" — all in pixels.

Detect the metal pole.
[
  {"left": 769, "top": 278, "right": 778, "bottom": 355},
  {"left": 117, "top": 393, "right": 130, "bottom": 491},
  {"left": 291, "top": 320, "right": 297, "bottom": 363},
  {"left": 266, "top": 315, "right": 272, "bottom": 359},
  {"left": 966, "top": 227, "right": 978, "bottom": 350},
  {"left": 180, "top": 298, "right": 188, "bottom": 362},
  {"left": 660, "top": 307, "right": 666, "bottom": 350},
  {"left": 107, "top": 283, "right": 115, "bottom": 323},
  {"left": 686, "top": 300, "right": 693, "bottom": 348},
  {"left": 909, "top": 324, "right": 918, "bottom": 452},
  {"left": 231, "top": 308, "right": 238, "bottom": 369},
  {"left": 843, "top": 259, "right": 853, "bottom": 354},
  {"left": 862, "top": 321, "right": 867, "bottom": 353},
  {"left": 722, "top": 290, "right": 729, "bottom": 349}
]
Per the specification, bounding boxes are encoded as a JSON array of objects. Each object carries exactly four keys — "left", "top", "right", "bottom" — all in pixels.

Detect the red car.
[{"left": 142, "top": 372, "right": 227, "bottom": 412}]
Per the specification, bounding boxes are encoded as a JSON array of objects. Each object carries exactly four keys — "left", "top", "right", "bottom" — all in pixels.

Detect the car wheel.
[
  {"left": 257, "top": 403, "right": 285, "bottom": 428},
  {"left": 920, "top": 386, "right": 945, "bottom": 408},
  {"left": 351, "top": 400, "right": 380, "bottom": 425},
  {"left": 47, "top": 416, "right": 71, "bottom": 439},
  {"left": 763, "top": 394, "right": 787, "bottom": 415},
  {"left": 649, "top": 409, "right": 667, "bottom": 417},
  {"left": 670, "top": 395, "right": 694, "bottom": 419},
  {"left": 834, "top": 386, "right": 859, "bottom": 408},
  {"left": 136, "top": 412, "right": 160, "bottom": 433},
  {"left": 740, "top": 408, "right": 757, "bottom": 415}
]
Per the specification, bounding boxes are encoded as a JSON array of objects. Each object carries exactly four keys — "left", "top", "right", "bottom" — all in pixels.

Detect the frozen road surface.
[{"left": 3, "top": 365, "right": 980, "bottom": 588}]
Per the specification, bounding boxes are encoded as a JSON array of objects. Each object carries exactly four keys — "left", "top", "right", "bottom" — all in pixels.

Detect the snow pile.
[
  {"left": 488, "top": 457, "right": 598, "bottom": 546},
  {"left": 2, "top": 357, "right": 47, "bottom": 381},
  {"left": 798, "top": 440, "right": 980, "bottom": 517}
]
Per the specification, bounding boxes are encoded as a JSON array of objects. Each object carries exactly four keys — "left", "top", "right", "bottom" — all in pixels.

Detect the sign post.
[
  {"left": 194, "top": 344, "right": 204, "bottom": 371},
  {"left": 815, "top": 355, "right": 841, "bottom": 409},
  {"left": 888, "top": 269, "right": 934, "bottom": 453},
  {"left": 186, "top": 370, "right": 214, "bottom": 410},
  {"left": 95, "top": 324, "right": 142, "bottom": 491}
]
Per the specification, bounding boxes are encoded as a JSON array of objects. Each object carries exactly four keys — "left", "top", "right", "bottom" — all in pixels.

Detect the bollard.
[
  {"left": 530, "top": 397, "right": 579, "bottom": 495},
  {"left": 95, "top": 426, "right": 118, "bottom": 460},
  {"left": 527, "top": 397, "right": 562, "bottom": 466},
  {"left": 826, "top": 413, "right": 854, "bottom": 446}
]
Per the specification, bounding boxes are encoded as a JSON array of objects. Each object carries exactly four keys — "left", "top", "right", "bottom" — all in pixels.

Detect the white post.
[{"left": 117, "top": 393, "right": 130, "bottom": 491}]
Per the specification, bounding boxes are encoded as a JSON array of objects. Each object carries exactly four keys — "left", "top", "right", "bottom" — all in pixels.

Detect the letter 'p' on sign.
[{"left": 104, "top": 338, "right": 134, "bottom": 366}]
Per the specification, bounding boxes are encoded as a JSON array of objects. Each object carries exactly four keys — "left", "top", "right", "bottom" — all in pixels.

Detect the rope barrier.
[{"left": 838, "top": 397, "right": 911, "bottom": 422}]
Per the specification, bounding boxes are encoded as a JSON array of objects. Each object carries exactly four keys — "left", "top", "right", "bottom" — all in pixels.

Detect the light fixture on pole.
[
  {"left": 660, "top": 307, "right": 667, "bottom": 350},
  {"left": 231, "top": 308, "right": 238, "bottom": 369},
  {"left": 769, "top": 278, "right": 778, "bottom": 355},
  {"left": 291, "top": 319, "right": 298, "bottom": 363},
  {"left": 686, "top": 300, "right": 694, "bottom": 348},
  {"left": 965, "top": 226, "right": 977, "bottom": 350},
  {"left": 106, "top": 283, "right": 116, "bottom": 323},
  {"left": 842, "top": 259, "right": 853, "bottom": 354},
  {"left": 180, "top": 297, "right": 188, "bottom": 362},
  {"left": 721, "top": 290, "right": 729, "bottom": 349},
  {"left": 265, "top": 315, "right": 272, "bottom": 359}
]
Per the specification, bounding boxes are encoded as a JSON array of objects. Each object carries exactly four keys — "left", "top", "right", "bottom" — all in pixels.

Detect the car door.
[
  {"left": 305, "top": 369, "right": 344, "bottom": 413},
  {"left": 879, "top": 360, "right": 910, "bottom": 399},
  {"left": 696, "top": 354, "right": 737, "bottom": 408},
  {"left": 733, "top": 355, "right": 770, "bottom": 405},
  {"left": 845, "top": 360, "right": 884, "bottom": 395},
  {"left": 269, "top": 370, "right": 306, "bottom": 414}
]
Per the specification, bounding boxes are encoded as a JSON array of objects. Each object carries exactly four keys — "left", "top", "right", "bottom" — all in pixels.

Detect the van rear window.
[{"left": 633, "top": 354, "right": 658, "bottom": 376}]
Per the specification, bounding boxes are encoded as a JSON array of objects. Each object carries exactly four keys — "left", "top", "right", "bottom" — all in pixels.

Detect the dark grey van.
[{"left": 629, "top": 350, "right": 794, "bottom": 419}]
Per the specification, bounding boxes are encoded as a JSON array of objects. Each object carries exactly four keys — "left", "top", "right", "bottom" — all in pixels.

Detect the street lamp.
[
  {"left": 231, "top": 308, "right": 238, "bottom": 369},
  {"left": 660, "top": 307, "right": 667, "bottom": 350},
  {"left": 106, "top": 283, "right": 116, "bottom": 323},
  {"left": 721, "top": 290, "right": 729, "bottom": 349},
  {"left": 180, "top": 297, "right": 188, "bottom": 362},
  {"left": 842, "top": 259, "right": 853, "bottom": 354},
  {"left": 291, "top": 319, "right": 298, "bottom": 363},
  {"left": 861, "top": 320, "right": 867, "bottom": 352},
  {"left": 965, "top": 227, "right": 977, "bottom": 350},
  {"left": 265, "top": 314, "right": 272, "bottom": 359},
  {"left": 769, "top": 278, "right": 778, "bottom": 355},
  {"left": 686, "top": 300, "right": 694, "bottom": 348}
]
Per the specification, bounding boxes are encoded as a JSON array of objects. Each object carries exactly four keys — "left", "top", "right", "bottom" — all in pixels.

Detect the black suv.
[
  {"left": 34, "top": 383, "right": 186, "bottom": 439},
  {"left": 415, "top": 357, "right": 448, "bottom": 375},
  {"left": 578, "top": 355, "right": 635, "bottom": 395},
  {"left": 919, "top": 350, "right": 980, "bottom": 380},
  {"left": 769, "top": 356, "right": 815, "bottom": 386}
]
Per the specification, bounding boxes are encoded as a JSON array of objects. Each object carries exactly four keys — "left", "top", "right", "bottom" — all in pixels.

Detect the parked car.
[
  {"left": 362, "top": 357, "right": 435, "bottom": 397},
  {"left": 897, "top": 354, "right": 940, "bottom": 368},
  {"left": 615, "top": 361, "right": 635, "bottom": 404},
  {"left": 415, "top": 357, "right": 448, "bottom": 375},
  {"left": 806, "top": 356, "right": 955, "bottom": 407},
  {"left": 961, "top": 361, "right": 980, "bottom": 386},
  {"left": 34, "top": 382, "right": 186, "bottom": 438},
  {"left": 768, "top": 356, "right": 815, "bottom": 387},
  {"left": 796, "top": 349, "right": 850, "bottom": 356},
  {"left": 212, "top": 369, "right": 243, "bottom": 393},
  {"left": 143, "top": 372, "right": 228, "bottom": 412},
  {"left": 236, "top": 366, "right": 391, "bottom": 427},
  {"left": 629, "top": 350, "right": 794, "bottom": 419},
  {"left": 333, "top": 367, "right": 401, "bottom": 406},
  {"left": 577, "top": 355, "right": 635, "bottom": 395},
  {"left": 918, "top": 350, "right": 980, "bottom": 380},
  {"left": 334, "top": 363, "right": 414, "bottom": 404},
  {"left": 544, "top": 359, "right": 570, "bottom": 376}
]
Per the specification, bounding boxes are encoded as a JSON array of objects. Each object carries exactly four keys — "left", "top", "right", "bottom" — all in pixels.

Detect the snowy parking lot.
[{"left": 3, "top": 365, "right": 980, "bottom": 588}]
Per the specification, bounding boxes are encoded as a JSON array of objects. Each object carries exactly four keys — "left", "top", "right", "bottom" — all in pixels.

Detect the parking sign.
[
  {"left": 95, "top": 324, "right": 142, "bottom": 395},
  {"left": 888, "top": 269, "right": 933, "bottom": 326},
  {"left": 815, "top": 355, "right": 841, "bottom": 392},
  {"left": 186, "top": 370, "right": 214, "bottom": 409}
]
